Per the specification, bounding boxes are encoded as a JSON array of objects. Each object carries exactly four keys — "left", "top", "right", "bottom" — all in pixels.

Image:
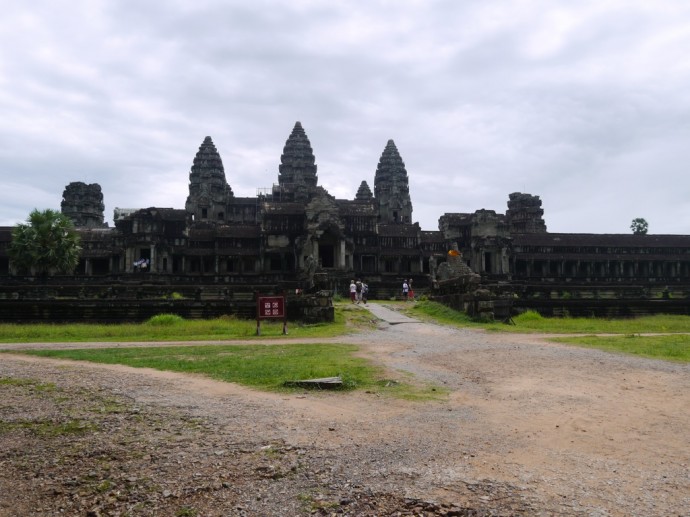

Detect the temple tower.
[
  {"left": 374, "top": 140, "right": 413, "bottom": 223},
  {"left": 278, "top": 122, "right": 317, "bottom": 202},
  {"left": 506, "top": 192, "right": 547, "bottom": 234},
  {"left": 355, "top": 180, "right": 373, "bottom": 201},
  {"left": 185, "top": 136, "right": 233, "bottom": 223},
  {"left": 61, "top": 182, "right": 107, "bottom": 228}
]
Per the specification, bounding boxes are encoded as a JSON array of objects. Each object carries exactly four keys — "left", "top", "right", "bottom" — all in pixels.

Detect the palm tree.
[
  {"left": 630, "top": 217, "right": 649, "bottom": 235},
  {"left": 8, "top": 209, "right": 81, "bottom": 277}
]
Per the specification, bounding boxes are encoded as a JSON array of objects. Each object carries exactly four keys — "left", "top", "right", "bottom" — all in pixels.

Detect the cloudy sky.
[{"left": 1, "top": 0, "right": 689, "bottom": 234}]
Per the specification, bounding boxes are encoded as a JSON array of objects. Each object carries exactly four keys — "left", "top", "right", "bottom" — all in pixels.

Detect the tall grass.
[
  {"left": 510, "top": 310, "right": 690, "bottom": 334},
  {"left": 402, "top": 301, "right": 690, "bottom": 334},
  {"left": 0, "top": 305, "right": 376, "bottom": 343}
]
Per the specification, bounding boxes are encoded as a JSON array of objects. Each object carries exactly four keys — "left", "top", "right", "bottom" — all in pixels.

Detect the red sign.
[{"left": 257, "top": 296, "right": 285, "bottom": 319}]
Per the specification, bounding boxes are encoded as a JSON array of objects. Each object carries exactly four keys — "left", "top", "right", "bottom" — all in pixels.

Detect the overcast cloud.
[{"left": 1, "top": 0, "right": 690, "bottom": 233}]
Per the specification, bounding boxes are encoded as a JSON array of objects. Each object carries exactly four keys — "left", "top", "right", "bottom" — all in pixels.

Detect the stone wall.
[{"left": 0, "top": 285, "right": 333, "bottom": 323}]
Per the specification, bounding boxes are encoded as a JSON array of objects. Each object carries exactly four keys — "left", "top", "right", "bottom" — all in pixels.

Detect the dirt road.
[{"left": 1, "top": 303, "right": 689, "bottom": 516}]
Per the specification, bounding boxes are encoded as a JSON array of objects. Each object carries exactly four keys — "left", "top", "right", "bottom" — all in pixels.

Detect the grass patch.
[
  {"left": 553, "top": 334, "right": 690, "bottom": 362},
  {"left": 146, "top": 313, "right": 185, "bottom": 326},
  {"left": 373, "top": 377, "right": 448, "bottom": 401},
  {"left": 510, "top": 311, "right": 690, "bottom": 334},
  {"left": 396, "top": 300, "right": 690, "bottom": 334},
  {"left": 398, "top": 300, "right": 500, "bottom": 329},
  {"left": 21, "top": 343, "right": 384, "bottom": 392},
  {"left": 0, "top": 377, "right": 57, "bottom": 391},
  {"left": 18, "top": 343, "right": 445, "bottom": 399},
  {"left": 0, "top": 419, "right": 96, "bottom": 436},
  {"left": 0, "top": 305, "right": 374, "bottom": 343}
]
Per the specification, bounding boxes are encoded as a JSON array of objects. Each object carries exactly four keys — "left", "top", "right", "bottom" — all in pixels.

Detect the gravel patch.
[{"left": 1, "top": 303, "right": 689, "bottom": 516}]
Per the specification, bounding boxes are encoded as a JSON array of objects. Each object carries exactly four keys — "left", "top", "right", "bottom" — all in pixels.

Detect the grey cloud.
[{"left": 1, "top": 1, "right": 689, "bottom": 234}]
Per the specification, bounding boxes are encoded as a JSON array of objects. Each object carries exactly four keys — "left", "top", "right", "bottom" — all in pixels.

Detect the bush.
[
  {"left": 515, "top": 310, "right": 543, "bottom": 322},
  {"left": 146, "top": 314, "right": 185, "bottom": 326}
]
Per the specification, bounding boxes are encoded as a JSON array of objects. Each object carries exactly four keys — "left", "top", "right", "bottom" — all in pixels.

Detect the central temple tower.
[
  {"left": 185, "top": 136, "right": 233, "bottom": 223},
  {"left": 278, "top": 122, "right": 318, "bottom": 202},
  {"left": 374, "top": 139, "right": 413, "bottom": 223}
]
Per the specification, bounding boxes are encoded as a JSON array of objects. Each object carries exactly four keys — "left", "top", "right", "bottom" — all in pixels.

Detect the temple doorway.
[
  {"left": 318, "top": 230, "right": 340, "bottom": 268},
  {"left": 319, "top": 244, "right": 335, "bottom": 268}
]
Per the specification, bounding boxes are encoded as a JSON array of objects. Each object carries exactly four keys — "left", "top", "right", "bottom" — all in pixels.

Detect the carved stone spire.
[
  {"left": 374, "top": 139, "right": 413, "bottom": 223},
  {"left": 355, "top": 180, "right": 373, "bottom": 201},
  {"left": 506, "top": 192, "right": 547, "bottom": 233},
  {"left": 278, "top": 122, "right": 318, "bottom": 190},
  {"left": 185, "top": 136, "right": 233, "bottom": 223},
  {"left": 61, "top": 182, "right": 107, "bottom": 228}
]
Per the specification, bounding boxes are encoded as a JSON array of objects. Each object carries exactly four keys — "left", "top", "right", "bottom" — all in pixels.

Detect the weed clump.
[
  {"left": 146, "top": 314, "right": 184, "bottom": 326},
  {"left": 514, "top": 310, "right": 543, "bottom": 322}
]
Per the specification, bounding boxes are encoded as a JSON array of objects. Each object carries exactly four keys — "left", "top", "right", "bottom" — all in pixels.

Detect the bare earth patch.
[{"left": 1, "top": 304, "right": 689, "bottom": 516}]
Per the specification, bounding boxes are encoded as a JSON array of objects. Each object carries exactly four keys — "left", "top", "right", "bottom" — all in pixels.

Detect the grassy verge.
[
  {"left": 0, "top": 303, "right": 376, "bottom": 343},
  {"left": 19, "top": 343, "right": 445, "bottom": 399},
  {"left": 552, "top": 334, "right": 690, "bottom": 363},
  {"left": 399, "top": 300, "right": 690, "bottom": 334},
  {"left": 395, "top": 300, "right": 690, "bottom": 362},
  {"left": 396, "top": 300, "right": 499, "bottom": 329}
]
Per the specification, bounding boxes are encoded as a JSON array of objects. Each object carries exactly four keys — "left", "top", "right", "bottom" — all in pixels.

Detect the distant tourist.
[
  {"left": 355, "top": 279, "right": 363, "bottom": 303},
  {"left": 362, "top": 281, "right": 369, "bottom": 304},
  {"left": 402, "top": 279, "right": 409, "bottom": 301},
  {"left": 349, "top": 279, "right": 357, "bottom": 303}
]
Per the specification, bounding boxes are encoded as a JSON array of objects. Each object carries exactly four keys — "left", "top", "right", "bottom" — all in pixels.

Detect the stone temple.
[{"left": 1, "top": 121, "right": 690, "bottom": 319}]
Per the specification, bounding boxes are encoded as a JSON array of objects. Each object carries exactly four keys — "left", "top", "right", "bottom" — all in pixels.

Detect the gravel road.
[{"left": 1, "top": 303, "right": 689, "bottom": 516}]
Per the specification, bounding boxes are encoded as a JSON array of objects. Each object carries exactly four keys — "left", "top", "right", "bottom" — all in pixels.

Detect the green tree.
[
  {"left": 630, "top": 217, "right": 649, "bottom": 235},
  {"left": 8, "top": 209, "right": 81, "bottom": 276}
]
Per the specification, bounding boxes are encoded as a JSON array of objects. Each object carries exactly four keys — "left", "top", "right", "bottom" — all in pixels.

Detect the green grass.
[
  {"left": 398, "top": 301, "right": 690, "bottom": 334},
  {"left": 0, "top": 377, "right": 57, "bottom": 391},
  {"left": 19, "top": 343, "right": 444, "bottom": 397},
  {"left": 397, "top": 300, "right": 690, "bottom": 362},
  {"left": 399, "top": 300, "right": 499, "bottom": 329},
  {"left": 0, "top": 304, "right": 375, "bottom": 343},
  {"left": 553, "top": 334, "right": 690, "bottom": 362},
  {"left": 508, "top": 310, "right": 690, "bottom": 334}
]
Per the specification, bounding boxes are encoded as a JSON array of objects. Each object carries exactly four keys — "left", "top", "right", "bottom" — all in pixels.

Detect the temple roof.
[
  {"left": 126, "top": 208, "right": 186, "bottom": 221},
  {"left": 374, "top": 140, "right": 409, "bottom": 196},
  {"left": 278, "top": 122, "right": 318, "bottom": 188},
  {"left": 439, "top": 213, "right": 473, "bottom": 224},
  {"left": 337, "top": 201, "right": 377, "bottom": 216},
  {"left": 378, "top": 223, "right": 419, "bottom": 237},
  {"left": 356, "top": 180, "right": 373, "bottom": 201},
  {"left": 513, "top": 233, "right": 690, "bottom": 248},
  {"left": 188, "top": 136, "right": 232, "bottom": 195},
  {"left": 420, "top": 231, "right": 445, "bottom": 243},
  {"left": 215, "top": 225, "right": 260, "bottom": 238},
  {"left": 262, "top": 202, "right": 306, "bottom": 215}
]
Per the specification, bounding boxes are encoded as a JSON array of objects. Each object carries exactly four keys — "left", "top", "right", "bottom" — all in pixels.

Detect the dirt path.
[{"left": 1, "top": 303, "right": 689, "bottom": 516}]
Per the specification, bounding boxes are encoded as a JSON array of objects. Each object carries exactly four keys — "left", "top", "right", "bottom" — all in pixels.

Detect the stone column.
[
  {"left": 340, "top": 240, "right": 346, "bottom": 269},
  {"left": 125, "top": 248, "right": 133, "bottom": 273},
  {"left": 150, "top": 245, "right": 156, "bottom": 273}
]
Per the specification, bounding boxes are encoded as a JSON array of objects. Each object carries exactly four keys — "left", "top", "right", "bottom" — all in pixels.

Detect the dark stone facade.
[
  {"left": 61, "top": 182, "right": 108, "bottom": 229},
  {"left": 2, "top": 121, "right": 690, "bottom": 318}
]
